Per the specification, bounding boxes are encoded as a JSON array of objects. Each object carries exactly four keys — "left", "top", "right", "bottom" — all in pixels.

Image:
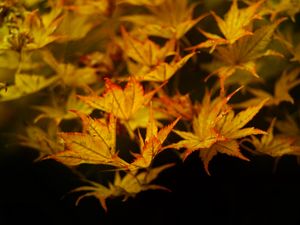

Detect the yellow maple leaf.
[
  {"left": 199, "top": 140, "right": 249, "bottom": 175},
  {"left": 274, "top": 114, "right": 300, "bottom": 165},
  {"left": 249, "top": 119, "right": 300, "bottom": 158},
  {"left": 275, "top": 25, "right": 300, "bottom": 63},
  {"left": 0, "top": 73, "right": 58, "bottom": 101},
  {"left": 211, "top": 0, "right": 262, "bottom": 44},
  {"left": 257, "top": 0, "right": 300, "bottom": 22},
  {"left": 72, "top": 163, "right": 173, "bottom": 211},
  {"left": 49, "top": 113, "right": 128, "bottom": 168},
  {"left": 187, "top": 28, "right": 229, "bottom": 53},
  {"left": 33, "top": 91, "right": 93, "bottom": 124},
  {"left": 215, "top": 99, "right": 268, "bottom": 139},
  {"left": 42, "top": 50, "right": 98, "bottom": 87},
  {"left": 205, "top": 19, "right": 285, "bottom": 93},
  {"left": 166, "top": 88, "right": 240, "bottom": 158},
  {"left": 121, "top": 28, "right": 194, "bottom": 82},
  {"left": 54, "top": 11, "right": 97, "bottom": 41},
  {"left": 188, "top": 0, "right": 263, "bottom": 52},
  {"left": 235, "top": 68, "right": 300, "bottom": 108},
  {"left": 275, "top": 114, "right": 300, "bottom": 138},
  {"left": 78, "top": 78, "right": 164, "bottom": 136},
  {"left": 129, "top": 106, "right": 180, "bottom": 169},
  {"left": 154, "top": 92, "right": 194, "bottom": 121},
  {"left": 72, "top": 181, "right": 112, "bottom": 212},
  {"left": 167, "top": 88, "right": 267, "bottom": 174},
  {"left": 121, "top": 0, "right": 206, "bottom": 39},
  {"left": 133, "top": 54, "right": 195, "bottom": 82},
  {"left": 121, "top": 27, "right": 176, "bottom": 67},
  {"left": 79, "top": 78, "right": 154, "bottom": 120},
  {"left": 197, "top": 99, "right": 268, "bottom": 174},
  {"left": 18, "top": 123, "right": 63, "bottom": 159},
  {"left": 20, "top": 9, "right": 63, "bottom": 50}
]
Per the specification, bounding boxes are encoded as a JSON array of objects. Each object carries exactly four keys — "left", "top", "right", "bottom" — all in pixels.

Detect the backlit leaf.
[
  {"left": 200, "top": 140, "right": 249, "bottom": 175},
  {"left": 121, "top": 0, "right": 206, "bottom": 39},
  {"left": 121, "top": 28, "right": 193, "bottom": 82},
  {"left": 235, "top": 68, "right": 300, "bottom": 108},
  {"left": 168, "top": 89, "right": 267, "bottom": 174},
  {"left": 49, "top": 113, "right": 128, "bottom": 167},
  {"left": 155, "top": 92, "right": 194, "bottom": 121},
  {"left": 205, "top": 19, "right": 285, "bottom": 92},
  {"left": 166, "top": 89, "right": 238, "bottom": 157},
  {"left": 211, "top": 0, "right": 263, "bottom": 44},
  {"left": 0, "top": 74, "right": 58, "bottom": 101},
  {"left": 129, "top": 106, "right": 180, "bottom": 169},
  {"left": 72, "top": 163, "right": 173, "bottom": 211},
  {"left": 250, "top": 119, "right": 300, "bottom": 157}
]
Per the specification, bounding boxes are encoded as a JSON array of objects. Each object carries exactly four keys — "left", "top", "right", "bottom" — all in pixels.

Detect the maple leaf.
[
  {"left": 29, "top": 9, "right": 64, "bottom": 49},
  {"left": 33, "top": 91, "right": 93, "bottom": 124},
  {"left": 167, "top": 88, "right": 267, "bottom": 174},
  {"left": 79, "top": 78, "right": 153, "bottom": 120},
  {"left": 121, "top": 27, "right": 176, "bottom": 67},
  {"left": 78, "top": 78, "right": 163, "bottom": 136},
  {"left": 72, "top": 163, "right": 173, "bottom": 211},
  {"left": 154, "top": 92, "right": 194, "bottom": 121},
  {"left": 275, "top": 27, "right": 300, "bottom": 63},
  {"left": 121, "top": 0, "right": 206, "bottom": 39},
  {"left": 257, "top": 0, "right": 300, "bottom": 22},
  {"left": 189, "top": 0, "right": 263, "bottom": 51},
  {"left": 204, "top": 19, "right": 285, "bottom": 93},
  {"left": 187, "top": 28, "right": 229, "bottom": 53},
  {"left": 212, "top": 0, "right": 262, "bottom": 44},
  {"left": 274, "top": 113, "right": 300, "bottom": 164},
  {"left": 54, "top": 11, "right": 98, "bottom": 41},
  {"left": 0, "top": 73, "right": 58, "bottom": 101},
  {"left": 0, "top": 8, "right": 63, "bottom": 51},
  {"left": 275, "top": 114, "right": 300, "bottom": 138},
  {"left": 49, "top": 113, "right": 129, "bottom": 168},
  {"left": 112, "top": 163, "right": 173, "bottom": 198},
  {"left": 42, "top": 50, "right": 98, "bottom": 87},
  {"left": 249, "top": 119, "right": 300, "bottom": 158},
  {"left": 216, "top": 100, "right": 268, "bottom": 138},
  {"left": 166, "top": 89, "right": 239, "bottom": 158},
  {"left": 4, "top": 9, "right": 64, "bottom": 51},
  {"left": 234, "top": 68, "right": 300, "bottom": 108},
  {"left": 132, "top": 53, "right": 195, "bottom": 82},
  {"left": 199, "top": 140, "right": 249, "bottom": 175},
  {"left": 121, "top": 28, "right": 194, "bottom": 82},
  {"left": 199, "top": 99, "right": 268, "bottom": 174},
  {"left": 129, "top": 106, "right": 180, "bottom": 169},
  {"left": 18, "top": 123, "right": 63, "bottom": 159}
]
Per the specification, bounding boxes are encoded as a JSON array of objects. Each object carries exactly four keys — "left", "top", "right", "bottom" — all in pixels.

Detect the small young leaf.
[{"left": 129, "top": 106, "right": 180, "bottom": 169}]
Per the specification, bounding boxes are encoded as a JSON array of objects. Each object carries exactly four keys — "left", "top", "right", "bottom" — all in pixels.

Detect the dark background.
[{"left": 1, "top": 144, "right": 300, "bottom": 225}]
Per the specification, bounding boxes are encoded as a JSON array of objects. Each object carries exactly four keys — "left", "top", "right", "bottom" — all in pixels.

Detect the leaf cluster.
[{"left": 0, "top": 0, "right": 300, "bottom": 211}]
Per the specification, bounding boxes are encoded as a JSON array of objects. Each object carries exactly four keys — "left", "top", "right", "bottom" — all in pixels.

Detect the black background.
[{"left": 1, "top": 145, "right": 300, "bottom": 225}]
